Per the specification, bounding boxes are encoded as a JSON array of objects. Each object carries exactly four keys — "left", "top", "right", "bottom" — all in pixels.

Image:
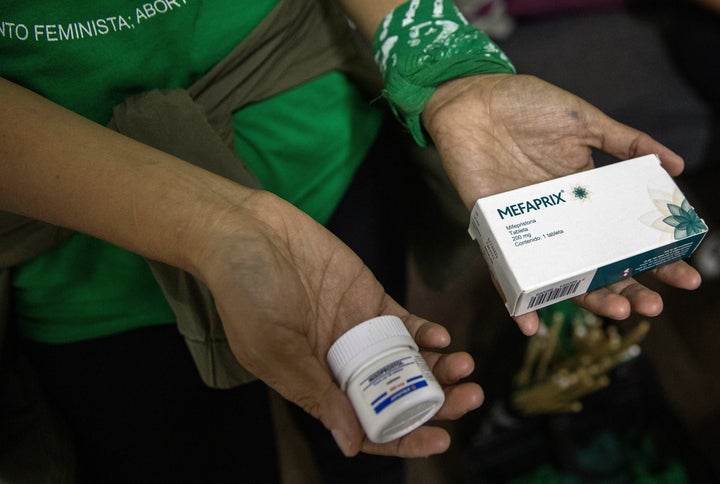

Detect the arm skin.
[
  {"left": 337, "top": 0, "right": 702, "bottom": 336},
  {"left": 0, "top": 77, "right": 482, "bottom": 457},
  {"left": 0, "top": 77, "right": 250, "bottom": 269}
]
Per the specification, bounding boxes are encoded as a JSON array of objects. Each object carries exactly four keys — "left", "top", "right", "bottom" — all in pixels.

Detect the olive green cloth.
[{"left": 1, "top": 0, "right": 379, "bottom": 390}]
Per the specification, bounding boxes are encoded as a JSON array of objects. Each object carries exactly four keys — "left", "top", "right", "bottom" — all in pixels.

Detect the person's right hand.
[
  {"left": 422, "top": 73, "right": 703, "bottom": 335},
  {"left": 192, "top": 190, "right": 483, "bottom": 458}
]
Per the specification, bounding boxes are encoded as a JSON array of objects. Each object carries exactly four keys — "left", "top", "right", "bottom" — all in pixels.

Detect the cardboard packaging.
[{"left": 468, "top": 154, "right": 708, "bottom": 316}]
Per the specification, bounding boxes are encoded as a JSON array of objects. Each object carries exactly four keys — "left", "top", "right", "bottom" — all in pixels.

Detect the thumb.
[
  {"left": 266, "top": 354, "right": 366, "bottom": 457},
  {"left": 594, "top": 114, "right": 685, "bottom": 176},
  {"left": 318, "top": 383, "right": 366, "bottom": 457}
]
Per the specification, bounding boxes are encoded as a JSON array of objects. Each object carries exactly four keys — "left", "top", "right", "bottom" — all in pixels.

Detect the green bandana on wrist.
[{"left": 373, "top": 0, "right": 516, "bottom": 146}]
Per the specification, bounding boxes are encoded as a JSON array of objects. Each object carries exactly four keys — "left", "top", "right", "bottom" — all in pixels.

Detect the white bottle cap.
[{"left": 327, "top": 315, "right": 418, "bottom": 388}]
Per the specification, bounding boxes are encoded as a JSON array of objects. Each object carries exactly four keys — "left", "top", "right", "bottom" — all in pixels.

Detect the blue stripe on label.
[
  {"left": 371, "top": 392, "right": 387, "bottom": 406},
  {"left": 407, "top": 375, "right": 424, "bottom": 383},
  {"left": 373, "top": 380, "right": 428, "bottom": 414}
]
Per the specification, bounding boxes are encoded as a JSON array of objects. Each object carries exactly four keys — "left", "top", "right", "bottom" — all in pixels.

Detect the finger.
[
  {"left": 261, "top": 368, "right": 365, "bottom": 459},
  {"left": 573, "top": 286, "right": 632, "bottom": 320},
  {"left": 315, "top": 382, "right": 366, "bottom": 457},
  {"left": 613, "top": 278, "right": 664, "bottom": 317},
  {"left": 260, "top": 352, "right": 367, "bottom": 457},
  {"left": 231, "top": 331, "right": 367, "bottom": 457},
  {"left": 573, "top": 277, "right": 663, "bottom": 319},
  {"left": 513, "top": 311, "right": 540, "bottom": 336},
  {"left": 593, "top": 115, "right": 685, "bottom": 176},
  {"left": 434, "top": 382, "right": 484, "bottom": 421},
  {"left": 401, "top": 313, "right": 452, "bottom": 349},
  {"left": 650, "top": 260, "right": 702, "bottom": 290},
  {"left": 421, "top": 352, "right": 483, "bottom": 419},
  {"left": 360, "top": 424, "right": 452, "bottom": 457},
  {"left": 423, "top": 351, "right": 475, "bottom": 385}
]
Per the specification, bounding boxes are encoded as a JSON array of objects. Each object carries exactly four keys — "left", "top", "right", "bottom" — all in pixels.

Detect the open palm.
[
  {"left": 196, "top": 191, "right": 482, "bottom": 457},
  {"left": 422, "top": 74, "right": 702, "bottom": 334}
]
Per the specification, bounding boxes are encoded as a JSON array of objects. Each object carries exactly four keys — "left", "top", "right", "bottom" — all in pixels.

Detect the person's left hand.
[
  {"left": 195, "top": 191, "right": 483, "bottom": 458},
  {"left": 422, "top": 74, "right": 702, "bottom": 335}
]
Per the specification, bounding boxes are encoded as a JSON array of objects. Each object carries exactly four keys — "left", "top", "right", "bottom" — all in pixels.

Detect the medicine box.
[{"left": 468, "top": 154, "right": 708, "bottom": 316}]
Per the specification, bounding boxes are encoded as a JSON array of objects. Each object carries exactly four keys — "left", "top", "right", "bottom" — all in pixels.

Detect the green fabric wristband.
[{"left": 372, "top": 0, "right": 516, "bottom": 146}]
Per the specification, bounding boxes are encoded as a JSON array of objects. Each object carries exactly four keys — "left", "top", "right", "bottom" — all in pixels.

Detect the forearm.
[
  {"left": 0, "top": 77, "right": 257, "bottom": 275},
  {"left": 334, "top": 0, "right": 404, "bottom": 41},
  {"left": 336, "top": 0, "right": 515, "bottom": 148}
]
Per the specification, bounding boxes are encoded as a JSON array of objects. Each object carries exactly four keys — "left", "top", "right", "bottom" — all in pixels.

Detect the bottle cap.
[{"left": 327, "top": 315, "right": 418, "bottom": 387}]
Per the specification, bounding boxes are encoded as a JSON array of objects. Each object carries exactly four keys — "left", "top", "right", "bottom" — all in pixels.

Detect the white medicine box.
[{"left": 468, "top": 154, "right": 709, "bottom": 316}]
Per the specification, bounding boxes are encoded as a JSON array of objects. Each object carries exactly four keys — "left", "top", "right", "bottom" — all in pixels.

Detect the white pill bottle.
[{"left": 326, "top": 315, "right": 446, "bottom": 443}]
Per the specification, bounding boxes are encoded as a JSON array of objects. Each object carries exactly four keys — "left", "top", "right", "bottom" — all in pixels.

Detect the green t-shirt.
[{"left": 2, "top": 0, "right": 383, "bottom": 343}]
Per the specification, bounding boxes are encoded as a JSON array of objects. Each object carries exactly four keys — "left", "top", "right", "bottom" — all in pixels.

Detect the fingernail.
[{"left": 331, "top": 428, "right": 353, "bottom": 457}]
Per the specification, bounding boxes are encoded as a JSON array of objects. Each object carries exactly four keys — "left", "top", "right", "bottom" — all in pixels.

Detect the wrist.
[
  {"left": 175, "top": 183, "right": 270, "bottom": 282},
  {"left": 421, "top": 73, "right": 512, "bottom": 138},
  {"left": 372, "top": 0, "right": 515, "bottom": 146}
]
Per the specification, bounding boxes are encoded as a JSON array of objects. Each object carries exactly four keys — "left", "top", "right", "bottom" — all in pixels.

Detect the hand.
[
  {"left": 0, "top": 77, "right": 480, "bottom": 458},
  {"left": 422, "top": 74, "right": 702, "bottom": 335},
  {"left": 194, "top": 191, "right": 483, "bottom": 457}
]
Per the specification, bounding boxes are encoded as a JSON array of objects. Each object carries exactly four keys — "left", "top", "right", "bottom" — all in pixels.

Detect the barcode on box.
[{"left": 528, "top": 279, "right": 583, "bottom": 309}]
